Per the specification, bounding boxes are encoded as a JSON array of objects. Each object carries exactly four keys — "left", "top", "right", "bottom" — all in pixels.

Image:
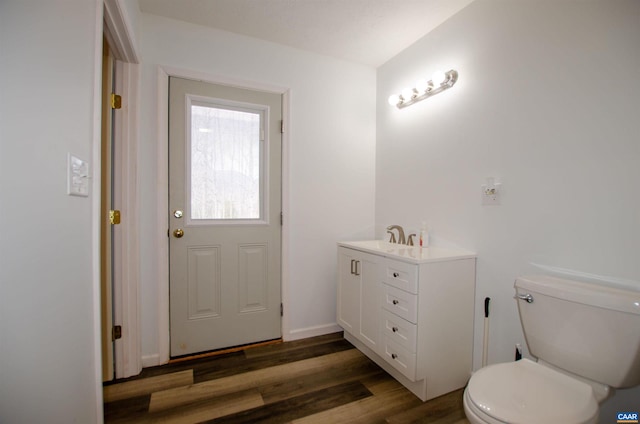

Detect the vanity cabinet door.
[
  {"left": 337, "top": 247, "right": 381, "bottom": 352},
  {"left": 337, "top": 248, "right": 360, "bottom": 334}
]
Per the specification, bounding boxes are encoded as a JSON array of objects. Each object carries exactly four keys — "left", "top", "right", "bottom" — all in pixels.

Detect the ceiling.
[{"left": 137, "top": 0, "right": 474, "bottom": 68}]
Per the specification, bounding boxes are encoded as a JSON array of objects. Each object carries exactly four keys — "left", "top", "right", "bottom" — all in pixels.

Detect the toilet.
[{"left": 463, "top": 275, "right": 640, "bottom": 424}]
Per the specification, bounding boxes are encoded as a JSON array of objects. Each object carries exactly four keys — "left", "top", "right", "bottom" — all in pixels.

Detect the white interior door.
[{"left": 169, "top": 77, "right": 282, "bottom": 357}]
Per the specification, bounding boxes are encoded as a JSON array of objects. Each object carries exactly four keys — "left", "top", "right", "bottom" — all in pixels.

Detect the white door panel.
[{"left": 187, "top": 245, "right": 221, "bottom": 320}]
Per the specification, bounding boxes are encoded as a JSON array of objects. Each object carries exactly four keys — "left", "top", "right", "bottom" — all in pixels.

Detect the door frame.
[
  {"left": 100, "top": 0, "right": 142, "bottom": 379},
  {"left": 155, "top": 66, "right": 291, "bottom": 365}
]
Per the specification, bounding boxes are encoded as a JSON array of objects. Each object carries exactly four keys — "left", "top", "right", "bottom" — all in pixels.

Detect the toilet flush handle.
[{"left": 516, "top": 293, "right": 534, "bottom": 303}]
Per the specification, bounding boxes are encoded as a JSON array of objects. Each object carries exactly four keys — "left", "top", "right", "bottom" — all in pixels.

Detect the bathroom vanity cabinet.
[{"left": 337, "top": 241, "right": 476, "bottom": 401}]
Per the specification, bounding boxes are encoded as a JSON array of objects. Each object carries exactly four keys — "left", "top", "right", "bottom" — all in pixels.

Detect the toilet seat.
[{"left": 464, "top": 359, "right": 598, "bottom": 424}]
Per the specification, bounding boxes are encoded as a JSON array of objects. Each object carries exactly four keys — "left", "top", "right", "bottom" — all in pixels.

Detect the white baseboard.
[
  {"left": 284, "top": 323, "right": 343, "bottom": 341},
  {"left": 141, "top": 353, "right": 161, "bottom": 368}
]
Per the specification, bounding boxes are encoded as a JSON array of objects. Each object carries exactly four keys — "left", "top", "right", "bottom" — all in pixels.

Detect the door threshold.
[{"left": 168, "top": 338, "right": 283, "bottom": 363}]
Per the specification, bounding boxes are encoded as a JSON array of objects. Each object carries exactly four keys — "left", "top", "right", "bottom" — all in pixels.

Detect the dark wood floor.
[{"left": 103, "top": 332, "right": 469, "bottom": 424}]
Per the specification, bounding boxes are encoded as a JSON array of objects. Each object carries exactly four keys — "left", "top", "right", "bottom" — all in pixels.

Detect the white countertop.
[{"left": 338, "top": 240, "right": 476, "bottom": 264}]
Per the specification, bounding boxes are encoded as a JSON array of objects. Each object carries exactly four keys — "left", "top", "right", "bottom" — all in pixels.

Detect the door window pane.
[{"left": 190, "top": 103, "right": 262, "bottom": 220}]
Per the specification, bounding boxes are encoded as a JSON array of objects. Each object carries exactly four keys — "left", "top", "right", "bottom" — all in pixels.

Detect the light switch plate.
[{"left": 67, "top": 153, "right": 89, "bottom": 197}]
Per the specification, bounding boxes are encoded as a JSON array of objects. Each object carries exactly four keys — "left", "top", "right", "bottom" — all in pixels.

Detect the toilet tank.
[{"left": 515, "top": 275, "right": 640, "bottom": 388}]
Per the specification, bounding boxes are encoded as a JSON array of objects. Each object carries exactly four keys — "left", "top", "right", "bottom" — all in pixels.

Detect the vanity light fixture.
[{"left": 387, "top": 69, "right": 458, "bottom": 109}]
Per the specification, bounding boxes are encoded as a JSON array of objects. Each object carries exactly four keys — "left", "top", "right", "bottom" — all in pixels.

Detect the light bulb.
[
  {"left": 415, "top": 79, "right": 430, "bottom": 94},
  {"left": 387, "top": 94, "right": 401, "bottom": 106},
  {"left": 401, "top": 87, "right": 415, "bottom": 102},
  {"left": 431, "top": 70, "right": 447, "bottom": 87}
]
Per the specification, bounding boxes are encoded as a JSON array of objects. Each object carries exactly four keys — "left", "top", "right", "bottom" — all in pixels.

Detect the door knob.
[{"left": 173, "top": 228, "right": 184, "bottom": 238}]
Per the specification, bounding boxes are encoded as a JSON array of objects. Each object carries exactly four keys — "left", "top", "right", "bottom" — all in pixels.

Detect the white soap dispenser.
[{"left": 419, "top": 221, "right": 429, "bottom": 248}]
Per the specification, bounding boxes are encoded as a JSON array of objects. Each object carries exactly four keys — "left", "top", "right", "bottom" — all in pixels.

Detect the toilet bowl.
[
  {"left": 463, "top": 275, "right": 640, "bottom": 423},
  {"left": 463, "top": 359, "right": 598, "bottom": 424}
]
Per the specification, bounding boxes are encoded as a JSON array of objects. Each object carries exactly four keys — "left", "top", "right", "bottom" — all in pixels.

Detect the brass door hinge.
[
  {"left": 111, "top": 93, "right": 122, "bottom": 109},
  {"left": 109, "top": 210, "right": 121, "bottom": 225},
  {"left": 112, "top": 325, "right": 122, "bottom": 341},
  {"left": 280, "top": 120, "right": 285, "bottom": 133}
]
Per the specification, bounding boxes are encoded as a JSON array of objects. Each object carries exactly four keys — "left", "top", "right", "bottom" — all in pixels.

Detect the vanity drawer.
[
  {"left": 382, "top": 337, "right": 417, "bottom": 381},
  {"left": 381, "top": 309, "right": 417, "bottom": 352},
  {"left": 381, "top": 283, "right": 418, "bottom": 324},
  {"left": 384, "top": 260, "right": 418, "bottom": 294}
]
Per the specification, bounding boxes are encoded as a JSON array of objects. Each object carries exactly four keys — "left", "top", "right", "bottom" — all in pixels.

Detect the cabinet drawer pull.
[
  {"left": 350, "top": 259, "right": 361, "bottom": 276},
  {"left": 391, "top": 353, "right": 398, "bottom": 359},
  {"left": 393, "top": 272, "right": 400, "bottom": 278},
  {"left": 392, "top": 299, "right": 399, "bottom": 305},
  {"left": 392, "top": 326, "right": 398, "bottom": 333}
]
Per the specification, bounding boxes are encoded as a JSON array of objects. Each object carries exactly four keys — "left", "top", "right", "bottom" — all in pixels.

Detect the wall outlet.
[{"left": 481, "top": 179, "right": 501, "bottom": 206}]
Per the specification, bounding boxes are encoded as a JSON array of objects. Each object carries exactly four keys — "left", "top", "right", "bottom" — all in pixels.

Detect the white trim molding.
[
  {"left": 112, "top": 59, "right": 142, "bottom": 379},
  {"left": 92, "top": 3, "right": 105, "bottom": 421},
  {"left": 103, "top": 0, "right": 139, "bottom": 64},
  {"left": 141, "top": 353, "right": 161, "bottom": 369},
  {"left": 156, "top": 66, "right": 171, "bottom": 366},
  {"left": 285, "top": 323, "right": 343, "bottom": 342}
]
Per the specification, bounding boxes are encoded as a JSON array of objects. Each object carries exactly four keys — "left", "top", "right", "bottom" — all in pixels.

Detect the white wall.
[
  {"left": 137, "top": 14, "right": 376, "bottom": 360},
  {"left": 0, "top": 1, "right": 103, "bottom": 422},
  {"left": 376, "top": 0, "right": 640, "bottom": 417}
]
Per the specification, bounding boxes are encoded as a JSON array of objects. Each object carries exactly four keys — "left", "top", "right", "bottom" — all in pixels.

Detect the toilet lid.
[{"left": 467, "top": 359, "right": 598, "bottom": 424}]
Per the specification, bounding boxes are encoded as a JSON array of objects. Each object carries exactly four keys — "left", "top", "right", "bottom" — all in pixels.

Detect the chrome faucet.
[{"left": 386, "top": 225, "right": 406, "bottom": 245}]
